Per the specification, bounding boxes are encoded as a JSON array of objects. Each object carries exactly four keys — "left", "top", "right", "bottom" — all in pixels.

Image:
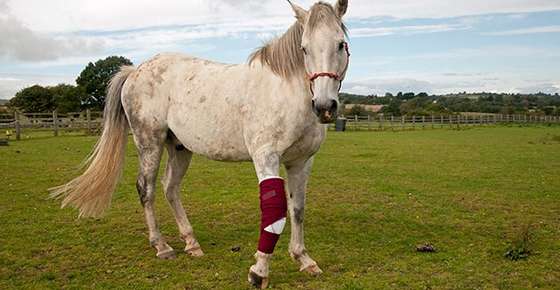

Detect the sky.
[{"left": 1, "top": 0, "right": 560, "bottom": 99}]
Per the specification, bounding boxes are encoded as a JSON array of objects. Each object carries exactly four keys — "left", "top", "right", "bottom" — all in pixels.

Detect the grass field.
[{"left": 1, "top": 126, "right": 560, "bottom": 289}]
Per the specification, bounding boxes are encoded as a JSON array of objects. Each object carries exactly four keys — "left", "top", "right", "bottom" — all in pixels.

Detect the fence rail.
[
  {"left": 329, "top": 114, "right": 560, "bottom": 131},
  {"left": 0, "top": 110, "right": 103, "bottom": 140},
  {"left": 1, "top": 111, "right": 559, "bottom": 140}
]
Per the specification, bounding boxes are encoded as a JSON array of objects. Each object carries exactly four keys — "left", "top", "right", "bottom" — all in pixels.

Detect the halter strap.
[{"left": 308, "top": 42, "right": 350, "bottom": 96}]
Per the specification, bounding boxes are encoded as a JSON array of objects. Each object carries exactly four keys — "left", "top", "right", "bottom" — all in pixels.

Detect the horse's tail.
[{"left": 50, "top": 66, "right": 135, "bottom": 218}]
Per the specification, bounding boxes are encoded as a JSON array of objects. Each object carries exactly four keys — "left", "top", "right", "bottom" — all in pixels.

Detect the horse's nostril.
[
  {"left": 311, "top": 99, "right": 316, "bottom": 108},
  {"left": 330, "top": 100, "right": 338, "bottom": 113}
]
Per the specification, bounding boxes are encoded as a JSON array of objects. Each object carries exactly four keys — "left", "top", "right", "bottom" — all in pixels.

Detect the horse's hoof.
[
  {"left": 301, "top": 263, "right": 323, "bottom": 276},
  {"left": 185, "top": 247, "right": 204, "bottom": 257},
  {"left": 156, "top": 249, "right": 176, "bottom": 260},
  {"left": 248, "top": 270, "right": 269, "bottom": 289}
]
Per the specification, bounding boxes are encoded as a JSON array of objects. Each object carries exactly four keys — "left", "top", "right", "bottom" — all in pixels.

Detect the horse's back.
[{"left": 121, "top": 53, "right": 252, "bottom": 161}]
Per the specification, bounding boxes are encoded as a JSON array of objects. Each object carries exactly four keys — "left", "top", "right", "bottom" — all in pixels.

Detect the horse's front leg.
[
  {"left": 248, "top": 150, "right": 286, "bottom": 289},
  {"left": 286, "top": 157, "right": 323, "bottom": 275}
]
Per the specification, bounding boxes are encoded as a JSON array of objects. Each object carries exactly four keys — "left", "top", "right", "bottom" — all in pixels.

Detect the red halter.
[{"left": 308, "top": 42, "right": 350, "bottom": 96}]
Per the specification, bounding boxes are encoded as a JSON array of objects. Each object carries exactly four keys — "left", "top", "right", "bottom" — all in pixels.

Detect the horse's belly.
[{"left": 168, "top": 109, "right": 251, "bottom": 162}]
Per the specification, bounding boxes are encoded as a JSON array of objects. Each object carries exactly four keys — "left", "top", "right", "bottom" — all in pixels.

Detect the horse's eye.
[
  {"left": 301, "top": 46, "right": 307, "bottom": 55},
  {"left": 338, "top": 42, "right": 346, "bottom": 51}
]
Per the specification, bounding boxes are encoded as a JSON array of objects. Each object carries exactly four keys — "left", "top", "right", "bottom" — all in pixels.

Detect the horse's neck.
[
  {"left": 277, "top": 75, "right": 313, "bottom": 117},
  {"left": 245, "top": 61, "right": 316, "bottom": 127}
]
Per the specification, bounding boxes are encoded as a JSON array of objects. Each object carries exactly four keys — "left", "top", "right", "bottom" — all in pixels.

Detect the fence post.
[
  {"left": 390, "top": 115, "right": 394, "bottom": 131},
  {"left": 412, "top": 115, "right": 416, "bottom": 130},
  {"left": 53, "top": 110, "right": 59, "bottom": 137},
  {"left": 354, "top": 115, "right": 358, "bottom": 131},
  {"left": 14, "top": 112, "right": 21, "bottom": 141},
  {"left": 379, "top": 115, "right": 384, "bottom": 131},
  {"left": 367, "top": 115, "right": 371, "bottom": 131},
  {"left": 86, "top": 109, "right": 91, "bottom": 135},
  {"left": 401, "top": 115, "right": 405, "bottom": 131}
]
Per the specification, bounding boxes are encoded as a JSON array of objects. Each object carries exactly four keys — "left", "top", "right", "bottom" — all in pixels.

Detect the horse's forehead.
[{"left": 303, "top": 24, "right": 344, "bottom": 43}]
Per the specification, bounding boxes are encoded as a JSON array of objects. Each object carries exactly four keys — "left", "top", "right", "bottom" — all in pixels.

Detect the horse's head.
[{"left": 290, "top": 0, "right": 349, "bottom": 123}]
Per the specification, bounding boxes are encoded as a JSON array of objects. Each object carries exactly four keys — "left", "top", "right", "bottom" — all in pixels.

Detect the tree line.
[
  {"left": 341, "top": 92, "right": 560, "bottom": 116},
  {"left": 7, "top": 56, "right": 132, "bottom": 113}
]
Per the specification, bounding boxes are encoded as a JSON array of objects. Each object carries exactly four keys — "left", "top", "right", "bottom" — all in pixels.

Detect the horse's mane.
[{"left": 248, "top": 2, "right": 347, "bottom": 79}]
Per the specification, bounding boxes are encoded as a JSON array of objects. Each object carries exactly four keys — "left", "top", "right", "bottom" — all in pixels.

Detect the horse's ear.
[
  {"left": 287, "top": 0, "right": 308, "bottom": 24},
  {"left": 334, "top": 0, "right": 348, "bottom": 18}
]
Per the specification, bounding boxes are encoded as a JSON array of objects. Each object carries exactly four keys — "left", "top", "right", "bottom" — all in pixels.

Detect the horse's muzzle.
[{"left": 312, "top": 99, "right": 338, "bottom": 124}]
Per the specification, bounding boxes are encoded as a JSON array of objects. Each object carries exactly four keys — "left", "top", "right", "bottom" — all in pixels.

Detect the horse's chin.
[{"left": 318, "top": 115, "right": 336, "bottom": 124}]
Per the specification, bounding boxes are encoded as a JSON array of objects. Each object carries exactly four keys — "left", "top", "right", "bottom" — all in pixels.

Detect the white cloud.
[
  {"left": 345, "top": 78, "right": 433, "bottom": 95},
  {"left": 482, "top": 25, "right": 560, "bottom": 36},
  {"left": 0, "top": 1, "right": 103, "bottom": 61},
  {"left": 0, "top": 73, "right": 75, "bottom": 99},
  {"left": 1, "top": 0, "right": 560, "bottom": 99},
  {"left": 343, "top": 70, "right": 560, "bottom": 95},
  {"left": 92, "top": 17, "right": 290, "bottom": 50},
  {"left": 350, "top": 24, "right": 469, "bottom": 37},
  {"left": 350, "top": 45, "right": 560, "bottom": 68},
  {"left": 347, "top": 0, "right": 560, "bottom": 21},
  {"left": 516, "top": 83, "right": 560, "bottom": 94},
  {"left": 5, "top": 0, "right": 560, "bottom": 33},
  {"left": 0, "top": 77, "right": 21, "bottom": 81}
]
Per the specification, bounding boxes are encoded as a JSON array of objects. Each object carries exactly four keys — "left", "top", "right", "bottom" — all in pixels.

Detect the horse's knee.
[{"left": 136, "top": 176, "right": 152, "bottom": 206}]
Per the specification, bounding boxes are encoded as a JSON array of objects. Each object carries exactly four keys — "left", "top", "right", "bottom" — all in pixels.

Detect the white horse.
[{"left": 51, "top": 0, "right": 349, "bottom": 287}]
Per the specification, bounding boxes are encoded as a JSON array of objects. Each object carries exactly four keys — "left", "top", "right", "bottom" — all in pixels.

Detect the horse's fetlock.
[
  {"left": 149, "top": 238, "right": 161, "bottom": 247},
  {"left": 290, "top": 247, "right": 307, "bottom": 260}
]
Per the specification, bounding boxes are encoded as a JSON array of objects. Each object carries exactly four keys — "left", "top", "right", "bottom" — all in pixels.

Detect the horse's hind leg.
[
  {"left": 134, "top": 129, "right": 176, "bottom": 259},
  {"left": 162, "top": 134, "right": 203, "bottom": 257}
]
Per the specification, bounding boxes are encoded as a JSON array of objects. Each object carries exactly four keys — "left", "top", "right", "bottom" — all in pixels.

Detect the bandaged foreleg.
[{"left": 257, "top": 177, "right": 288, "bottom": 254}]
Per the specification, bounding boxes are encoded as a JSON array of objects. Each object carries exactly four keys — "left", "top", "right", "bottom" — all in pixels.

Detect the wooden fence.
[
  {"left": 0, "top": 110, "right": 103, "bottom": 140},
  {"left": 328, "top": 114, "right": 560, "bottom": 131},
  {"left": 1, "top": 111, "right": 559, "bottom": 140}
]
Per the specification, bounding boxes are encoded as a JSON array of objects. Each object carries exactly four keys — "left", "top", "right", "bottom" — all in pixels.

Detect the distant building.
[{"left": 344, "top": 104, "right": 384, "bottom": 113}]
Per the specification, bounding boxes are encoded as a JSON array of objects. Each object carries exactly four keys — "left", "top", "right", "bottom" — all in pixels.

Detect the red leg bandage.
[{"left": 258, "top": 178, "right": 288, "bottom": 254}]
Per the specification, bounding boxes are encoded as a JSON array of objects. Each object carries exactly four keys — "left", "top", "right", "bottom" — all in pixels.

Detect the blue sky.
[{"left": 1, "top": 0, "right": 559, "bottom": 99}]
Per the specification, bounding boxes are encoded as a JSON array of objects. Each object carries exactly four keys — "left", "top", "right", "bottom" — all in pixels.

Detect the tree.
[
  {"left": 402, "top": 92, "right": 416, "bottom": 100},
  {"left": 50, "top": 84, "right": 85, "bottom": 113},
  {"left": 348, "top": 105, "right": 367, "bottom": 116},
  {"left": 400, "top": 97, "right": 428, "bottom": 116},
  {"left": 77, "top": 56, "right": 133, "bottom": 110},
  {"left": 9, "top": 85, "right": 55, "bottom": 112},
  {"left": 382, "top": 97, "right": 402, "bottom": 116}
]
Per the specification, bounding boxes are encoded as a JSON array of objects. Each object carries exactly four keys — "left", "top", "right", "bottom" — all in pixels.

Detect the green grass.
[{"left": 1, "top": 127, "right": 559, "bottom": 289}]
